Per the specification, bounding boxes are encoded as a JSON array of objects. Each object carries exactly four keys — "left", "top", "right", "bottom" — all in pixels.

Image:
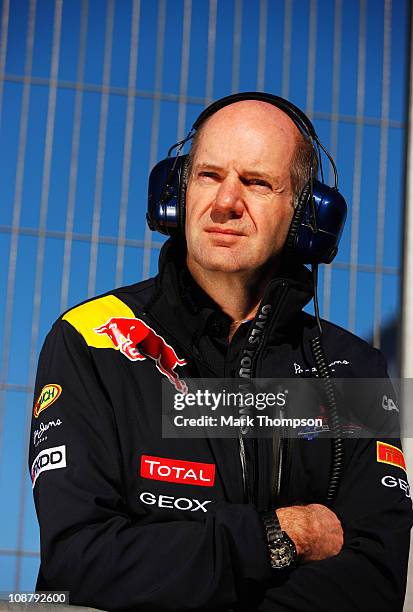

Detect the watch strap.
[
  {"left": 261, "top": 510, "right": 283, "bottom": 542},
  {"left": 261, "top": 510, "right": 297, "bottom": 570}
]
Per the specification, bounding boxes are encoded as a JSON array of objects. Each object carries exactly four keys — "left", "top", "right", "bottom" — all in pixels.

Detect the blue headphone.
[{"left": 147, "top": 92, "right": 347, "bottom": 265}]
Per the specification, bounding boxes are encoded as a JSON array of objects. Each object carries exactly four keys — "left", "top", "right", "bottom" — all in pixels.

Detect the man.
[{"left": 30, "top": 94, "right": 412, "bottom": 611}]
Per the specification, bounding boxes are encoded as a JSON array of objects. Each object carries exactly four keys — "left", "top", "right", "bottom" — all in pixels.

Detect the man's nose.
[{"left": 211, "top": 176, "right": 245, "bottom": 220}]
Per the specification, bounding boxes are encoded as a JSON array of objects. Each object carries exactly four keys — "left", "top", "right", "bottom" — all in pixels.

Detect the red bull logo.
[{"left": 94, "top": 317, "right": 187, "bottom": 393}]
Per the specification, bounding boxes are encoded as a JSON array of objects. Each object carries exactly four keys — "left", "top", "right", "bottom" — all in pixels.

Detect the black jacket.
[{"left": 30, "top": 240, "right": 412, "bottom": 611}]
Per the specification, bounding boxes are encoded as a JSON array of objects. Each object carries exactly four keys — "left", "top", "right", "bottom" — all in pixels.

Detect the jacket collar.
[{"left": 148, "top": 239, "right": 314, "bottom": 350}]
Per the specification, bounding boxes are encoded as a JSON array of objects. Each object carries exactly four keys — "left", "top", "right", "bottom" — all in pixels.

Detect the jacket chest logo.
[
  {"left": 94, "top": 317, "right": 187, "bottom": 392},
  {"left": 140, "top": 454, "right": 215, "bottom": 487}
]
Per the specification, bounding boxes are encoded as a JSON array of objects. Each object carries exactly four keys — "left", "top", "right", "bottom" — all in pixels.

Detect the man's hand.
[{"left": 276, "top": 504, "right": 343, "bottom": 562}]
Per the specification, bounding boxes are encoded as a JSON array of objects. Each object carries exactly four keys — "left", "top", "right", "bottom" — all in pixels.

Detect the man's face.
[{"left": 185, "top": 100, "right": 299, "bottom": 280}]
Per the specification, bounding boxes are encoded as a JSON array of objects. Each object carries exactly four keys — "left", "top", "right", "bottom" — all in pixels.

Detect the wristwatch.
[{"left": 261, "top": 510, "right": 297, "bottom": 570}]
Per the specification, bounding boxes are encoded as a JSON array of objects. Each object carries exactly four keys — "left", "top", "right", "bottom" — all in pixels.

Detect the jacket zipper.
[
  {"left": 274, "top": 403, "right": 289, "bottom": 499},
  {"left": 237, "top": 282, "right": 290, "bottom": 505},
  {"left": 143, "top": 284, "right": 291, "bottom": 504},
  {"left": 238, "top": 435, "right": 248, "bottom": 500}
]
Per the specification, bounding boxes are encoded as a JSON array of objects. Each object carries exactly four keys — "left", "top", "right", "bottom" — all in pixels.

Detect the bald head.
[
  {"left": 189, "top": 99, "right": 316, "bottom": 205},
  {"left": 208, "top": 99, "right": 301, "bottom": 137}
]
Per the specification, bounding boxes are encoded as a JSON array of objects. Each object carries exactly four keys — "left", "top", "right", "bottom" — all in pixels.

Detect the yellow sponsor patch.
[
  {"left": 34, "top": 384, "right": 62, "bottom": 418},
  {"left": 377, "top": 441, "right": 406, "bottom": 473},
  {"left": 62, "top": 295, "right": 135, "bottom": 348}
]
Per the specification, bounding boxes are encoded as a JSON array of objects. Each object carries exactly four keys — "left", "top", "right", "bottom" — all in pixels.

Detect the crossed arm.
[{"left": 277, "top": 503, "right": 343, "bottom": 561}]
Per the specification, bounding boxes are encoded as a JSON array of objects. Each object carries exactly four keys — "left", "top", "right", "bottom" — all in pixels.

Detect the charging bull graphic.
[{"left": 94, "top": 317, "right": 187, "bottom": 393}]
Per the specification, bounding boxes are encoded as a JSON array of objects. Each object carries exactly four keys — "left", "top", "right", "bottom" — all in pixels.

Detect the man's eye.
[
  {"left": 247, "top": 178, "right": 272, "bottom": 189},
  {"left": 199, "top": 171, "right": 219, "bottom": 180}
]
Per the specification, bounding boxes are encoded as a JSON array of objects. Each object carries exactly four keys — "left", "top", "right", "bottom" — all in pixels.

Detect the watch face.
[{"left": 269, "top": 536, "right": 296, "bottom": 569}]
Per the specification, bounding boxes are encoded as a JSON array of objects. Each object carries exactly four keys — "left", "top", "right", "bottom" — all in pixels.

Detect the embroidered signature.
[
  {"left": 33, "top": 419, "right": 63, "bottom": 447},
  {"left": 293, "top": 359, "right": 350, "bottom": 375}
]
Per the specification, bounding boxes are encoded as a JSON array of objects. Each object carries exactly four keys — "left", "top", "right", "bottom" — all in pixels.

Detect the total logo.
[
  {"left": 33, "top": 384, "right": 62, "bottom": 418},
  {"left": 140, "top": 455, "right": 215, "bottom": 487},
  {"left": 31, "top": 445, "right": 66, "bottom": 488},
  {"left": 139, "top": 491, "right": 212, "bottom": 512}
]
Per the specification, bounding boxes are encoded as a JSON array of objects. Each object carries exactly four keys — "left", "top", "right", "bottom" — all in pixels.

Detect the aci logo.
[
  {"left": 31, "top": 445, "right": 66, "bottom": 488},
  {"left": 33, "top": 384, "right": 62, "bottom": 418}
]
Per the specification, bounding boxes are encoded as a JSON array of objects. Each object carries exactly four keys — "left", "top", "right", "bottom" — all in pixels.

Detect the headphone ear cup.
[
  {"left": 286, "top": 182, "right": 311, "bottom": 252},
  {"left": 286, "top": 179, "right": 347, "bottom": 264},
  {"left": 147, "top": 155, "right": 189, "bottom": 236}
]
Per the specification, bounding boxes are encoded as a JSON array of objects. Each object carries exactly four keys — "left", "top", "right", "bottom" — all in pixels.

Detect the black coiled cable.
[
  {"left": 310, "top": 335, "right": 344, "bottom": 504},
  {"left": 310, "top": 264, "right": 344, "bottom": 504}
]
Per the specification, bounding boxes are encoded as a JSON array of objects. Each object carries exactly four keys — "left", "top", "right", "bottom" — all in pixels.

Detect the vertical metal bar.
[
  {"left": 0, "top": 0, "right": 10, "bottom": 128},
  {"left": 401, "top": 0, "right": 413, "bottom": 379},
  {"left": 176, "top": 0, "right": 192, "bottom": 142},
  {"left": 323, "top": 0, "right": 342, "bottom": 319},
  {"left": 231, "top": 0, "right": 242, "bottom": 93},
  {"left": 348, "top": 0, "right": 366, "bottom": 332},
  {"left": 282, "top": 0, "right": 292, "bottom": 98},
  {"left": 400, "top": 6, "right": 413, "bottom": 607},
  {"left": 15, "top": 0, "right": 63, "bottom": 588},
  {"left": 256, "top": 0, "right": 267, "bottom": 91},
  {"left": 87, "top": 0, "right": 115, "bottom": 297},
  {"left": 373, "top": 0, "right": 391, "bottom": 348},
  {"left": 205, "top": 0, "right": 217, "bottom": 104},
  {"left": 0, "top": 0, "right": 36, "bottom": 474},
  {"left": 306, "top": 0, "right": 317, "bottom": 118},
  {"left": 115, "top": 0, "right": 141, "bottom": 288},
  {"left": 60, "top": 0, "right": 89, "bottom": 312},
  {"left": 142, "top": 0, "right": 166, "bottom": 280}
]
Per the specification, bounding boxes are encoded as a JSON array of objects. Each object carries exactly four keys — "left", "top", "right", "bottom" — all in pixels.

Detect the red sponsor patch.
[
  {"left": 377, "top": 441, "right": 406, "bottom": 473},
  {"left": 140, "top": 455, "right": 215, "bottom": 487}
]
